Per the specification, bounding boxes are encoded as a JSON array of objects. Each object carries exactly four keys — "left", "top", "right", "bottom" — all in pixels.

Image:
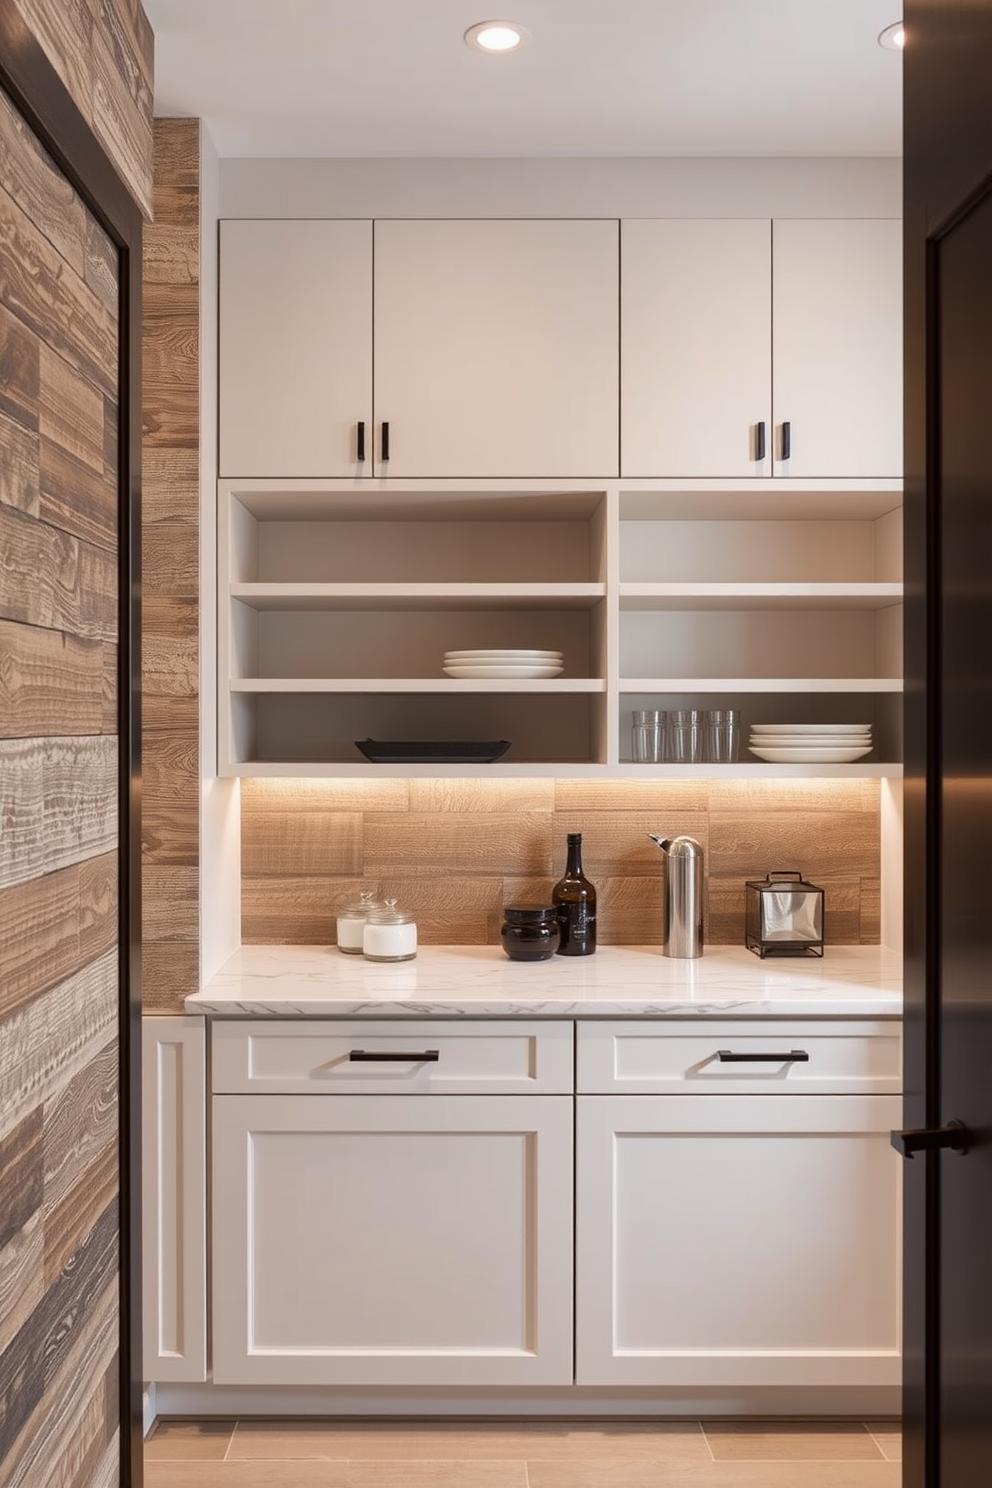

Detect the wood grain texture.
[
  {"left": 0, "top": 87, "right": 87, "bottom": 278},
  {"left": 42, "top": 1040, "right": 117, "bottom": 1218},
  {"left": 140, "top": 445, "right": 198, "bottom": 524},
  {"left": 139, "top": 944, "right": 200, "bottom": 1015},
  {"left": 241, "top": 812, "right": 364, "bottom": 878},
  {"left": 0, "top": 1111, "right": 44, "bottom": 1250},
  {"left": 38, "top": 341, "right": 106, "bottom": 473},
  {"left": 0, "top": 620, "right": 112, "bottom": 739},
  {"left": 11, "top": 0, "right": 153, "bottom": 217},
  {"left": 0, "top": 735, "right": 118, "bottom": 889},
  {"left": 149, "top": 116, "right": 199, "bottom": 228},
  {"left": 43, "top": 1135, "right": 118, "bottom": 1286},
  {"left": 141, "top": 864, "right": 199, "bottom": 943},
  {"left": 0, "top": 504, "right": 117, "bottom": 639},
  {"left": 39, "top": 439, "right": 117, "bottom": 551},
  {"left": 0, "top": 411, "right": 39, "bottom": 516},
  {"left": 0, "top": 178, "right": 118, "bottom": 396},
  {"left": 0, "top": 865, "right": 87, "bottom": 1019},
  {"left": 0, "top": 1215, "right": 44, "bottom": 1359},
  {"left": 0, "top": 301, "right": 39, "bottom": 431},
  {"left": 141, "top": 525, "right": 199, "bottom": 600},
  {"left": 242, "top": 777, "right": 410, "bottom": 815},
  {"left": 141, "top": 599, "right": 199, "bottom": 694},
  {"left": 241, "top": 781, "right": 882, "bottom": 946},
  {"left": 0, "top": 951, "right": 117, "bottom": 1144},
  {"left": 363, "top": 813, "right": 553, "bottom": 879}
]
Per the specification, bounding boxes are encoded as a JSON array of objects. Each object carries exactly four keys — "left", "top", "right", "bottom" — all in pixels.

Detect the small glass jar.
[
  {"left": 363, "top": 899, "right": 418, "bottom": 962},
  {"left": 335, "top": 892, "right": 381, "bottom": 954},
  {"left": 500, "top": 904, "right": 560, "bottom": 962}
]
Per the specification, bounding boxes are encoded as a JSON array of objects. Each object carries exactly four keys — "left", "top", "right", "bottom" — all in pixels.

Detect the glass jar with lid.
[
  {"left": 335, "top": 891, "right": 382, "bottom": 954},
  {"left": 500, "top": 904, "right": 560, "bottom": 962},
  {"left": 363, "top": 898, "right": 418, "bottom": 962}
]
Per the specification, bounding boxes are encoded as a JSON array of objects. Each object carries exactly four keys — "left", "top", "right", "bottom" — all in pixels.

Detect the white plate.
[
  {"left": 443, "top": 650, "right": 563, "bottom": 661},
  {"left": 749, "top": 723, "right": 872, "bottom": 735},
  {"left": 749, "top": 738, "right": 874, "bottom": 749},
  {"left": 749, "top": 745, "right": 874, "bottom": 763},
  {"left": 444, "top": 664, "right": 564, "bottom": 679}
]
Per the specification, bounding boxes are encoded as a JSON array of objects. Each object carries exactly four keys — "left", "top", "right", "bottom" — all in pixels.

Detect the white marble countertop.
[{"left": 187, "top": 943, "right": 903, "bottom": 1019}]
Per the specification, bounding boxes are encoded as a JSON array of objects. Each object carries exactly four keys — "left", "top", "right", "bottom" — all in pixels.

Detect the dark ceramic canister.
[{"left": 500, "top": 904, "right": 560, "bottom": 961}]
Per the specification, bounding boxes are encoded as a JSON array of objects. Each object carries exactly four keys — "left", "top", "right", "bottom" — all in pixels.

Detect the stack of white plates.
[
  {"left": 443, "top": 648, "right": 563, "bottom": 680},
  {"left": 748, "top": 723, "right": 873, "bottom": 763}
]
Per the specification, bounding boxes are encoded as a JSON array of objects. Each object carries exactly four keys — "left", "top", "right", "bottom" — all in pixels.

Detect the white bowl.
[{"left": 749, "top": 723, "right": 872, "bottom": 735}]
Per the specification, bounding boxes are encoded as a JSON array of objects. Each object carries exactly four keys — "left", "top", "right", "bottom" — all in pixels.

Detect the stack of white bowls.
[
  {"left": 443, "top": 648, "right": 563, "bottom": 679},
  {"left": 748, "top": 723, "right": 873, "bottom": 763}
]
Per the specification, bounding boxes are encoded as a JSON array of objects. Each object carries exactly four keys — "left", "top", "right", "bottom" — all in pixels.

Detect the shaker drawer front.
[
  {"left": 576, "top": 1020, "right": 901, "bottom": 1095},
  {"left": 211, "top": 1019, "right": 574, "bottom": 1095}
]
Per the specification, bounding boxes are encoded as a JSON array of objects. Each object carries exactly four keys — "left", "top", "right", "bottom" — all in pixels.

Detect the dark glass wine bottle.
[{"left": 552, "top": 832, "right": 597, "bottom": 956}]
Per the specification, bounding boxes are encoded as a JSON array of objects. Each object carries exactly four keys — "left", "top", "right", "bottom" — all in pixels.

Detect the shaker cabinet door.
[
  {"left": 620, "top": 218, "right": 772, "bottom": 478},
  {"left": 373, "top": 219, "right": 619, "bottom": 478},
  {"left": 219, "top": 218, "right": 373, "bottom": 477},
  {"left": 212, "top": 1093, "right": 574, "bottom": 1386},
  {"left": 575, "top": 1094, "right": 902, "bottom": 1389}
]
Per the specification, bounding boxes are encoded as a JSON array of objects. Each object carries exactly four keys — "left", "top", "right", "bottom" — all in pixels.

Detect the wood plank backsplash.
[{"left": 241, "top": 777, "right": 881, "bottom": 946}]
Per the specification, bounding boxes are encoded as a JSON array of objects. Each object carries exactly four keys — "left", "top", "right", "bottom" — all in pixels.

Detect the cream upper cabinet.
[
  {"left": 621, "top": 219, "right": 773, "bottom": 478},
  {"left": 620, "top": 217, "right": 902, "bottom": 480},
  {"left": 219, "top": 219, "right": 373, "bottom": 478},
  {"left": 220, "top": 218, "right": 619, "bottom": 480},
  {"left": 772, "top": 218, "right": 903, "bottom": 478},
  {"left": 372, "top": 219, "right": 619, "bottom": 478}
]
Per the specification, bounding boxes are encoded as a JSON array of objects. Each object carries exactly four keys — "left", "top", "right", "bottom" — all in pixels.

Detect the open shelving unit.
[{"left": 218, "top": 477, "right": 903, "bottom": 778}]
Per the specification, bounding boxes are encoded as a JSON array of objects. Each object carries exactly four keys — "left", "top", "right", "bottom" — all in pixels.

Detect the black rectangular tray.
[{"left": 355, "top": 739, "right": 511, "bottom": 764}]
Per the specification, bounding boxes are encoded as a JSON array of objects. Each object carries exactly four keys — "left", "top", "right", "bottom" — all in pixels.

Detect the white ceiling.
[{"left": 143, "top": 0, "right": 903, "bottom": 160}]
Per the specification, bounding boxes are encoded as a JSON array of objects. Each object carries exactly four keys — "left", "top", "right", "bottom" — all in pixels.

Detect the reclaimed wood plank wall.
[
  {"left": 0, "top": 0, "right": 150, "bottom": 1480},
  {"left": 10, "top": 0, "right": 154, "bottom": 217},
  {"left": 141, "top": 118, "right": 201, "bottom": 1014},
  {"left": 241, "top": 776, "right": 882, "bottom": 947},
  {"left": 0, "top": 82, "right": 123, "bottom": 1488}
]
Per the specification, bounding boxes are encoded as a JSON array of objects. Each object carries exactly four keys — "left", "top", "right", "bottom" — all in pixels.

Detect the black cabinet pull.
[
  {"left": 356, "top": 420, "right": 366, "bottom": 462},
  {"left": 780, "top": 420, "right": 792, "bottom": 460},
  {"left": 755, "top": 421, "right": 766, "bottom": 462},
  {"left": 715, "top": 1049, "right": 810, "bottom": 1062},
  {"left": 349, "top": 1048, "right": 439, "bottom": 1062},
  {"left": 381, "top": 421, "right": 390, "bottom": 461},
  {"left": 891, "top": 1120, "right": 970, "bottom": 1159}
]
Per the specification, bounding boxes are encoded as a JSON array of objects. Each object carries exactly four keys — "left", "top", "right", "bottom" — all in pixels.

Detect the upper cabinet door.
[
  {"left": 372, "top": 219, "right": 619, "bottom": 478},
  {"left": 219, "top": 219, "right": 373, "bottom": 478},
  {"left": 620, "top": 219, "right": 772, "bottom": 478},
  {"left": 772, "top": 219, "right": 903, "bottom": 478}
]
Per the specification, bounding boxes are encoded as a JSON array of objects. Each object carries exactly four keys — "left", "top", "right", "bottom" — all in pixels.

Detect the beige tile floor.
[{"left": 145, "top": 1418, "right": 902, "bottom": 1488}]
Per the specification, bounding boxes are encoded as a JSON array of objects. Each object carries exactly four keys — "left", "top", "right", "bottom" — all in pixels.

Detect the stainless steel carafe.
[{"left": 648, "top": 834, "right": 704, "bottom": 958}]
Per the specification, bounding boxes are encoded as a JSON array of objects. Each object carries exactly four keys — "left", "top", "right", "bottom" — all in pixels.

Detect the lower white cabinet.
[
  {"left": 575, "top": 1092, "right": 902, "bottom": 1388},
  {"left": 211, "top": 1091, "right": 574, "bottom": 1386}
]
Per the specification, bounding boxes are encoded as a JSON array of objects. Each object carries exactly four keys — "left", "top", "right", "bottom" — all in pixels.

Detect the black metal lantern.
[{"left": 745, "top": 870, "right": 825, "bottom": 957}]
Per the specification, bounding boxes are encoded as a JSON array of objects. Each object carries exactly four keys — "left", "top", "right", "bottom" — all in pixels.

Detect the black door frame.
[{"left": 0, "top": 4, "right": 143, "bottom": 1484}]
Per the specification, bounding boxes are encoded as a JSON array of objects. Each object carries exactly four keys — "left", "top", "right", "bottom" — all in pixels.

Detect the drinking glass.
[
  {"left": 704, "top": 708, "right": 741, "bottom": 762},
  {"left": 631, "top": 709, "right": 665, "bottom": 763},
  {"left": 668, "top": 708, "right": 702, "bottom": 763}
]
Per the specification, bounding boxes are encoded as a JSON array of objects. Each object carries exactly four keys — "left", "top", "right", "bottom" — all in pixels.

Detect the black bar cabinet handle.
[
  {"left": 781, "top": 420, "right": 792, "bottom": 460},
  {"left": 356, "top": 420, "right": 366, "bottom": 462},
  {"left": 381, "top": 420, "right": 390, "bottom": 461},
  {"left": 349, "top": 1048, "right": 439, "bottom": 1063},
  {"left": 755, "top": 420, "right": 766, "bottom": 462},
  {"left": 891, "top": 1120, "right": 970, "bottom": 1159},
  {"left": 716, "top": 1049, "right": 809, "bottom": 1063}
]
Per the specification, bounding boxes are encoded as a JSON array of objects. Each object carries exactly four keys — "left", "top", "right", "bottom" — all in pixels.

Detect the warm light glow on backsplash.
[{"left": 239, "top": 776, "right": 882, "bottom": 949}]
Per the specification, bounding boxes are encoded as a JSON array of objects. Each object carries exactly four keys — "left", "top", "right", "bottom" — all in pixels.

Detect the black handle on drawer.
[
  {"left": 356, "top": 420, "right": 366, "bottom": 462},
  {"left": 381, "top": 420, "right": 390, "bottom": 461},
  {"left": 348, "top": 1048, "right": 439, "bottom": 1062},
  {"left": 715, "top": 1049, "right": 810, "bottom": 1062},
  {"left": 780, "top": 420, "right": 792, "bottom": 460},
  {"left": 755, "top": 420, "right": 766, "bottom": 462}
]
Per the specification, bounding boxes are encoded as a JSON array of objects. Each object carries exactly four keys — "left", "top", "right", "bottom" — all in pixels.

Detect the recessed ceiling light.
[
  {"left": 878, "top": 21, "right": 906, "bottom": 50},
  {"left": 464, "top": 20, "right": 530, "bottom": 54}
]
